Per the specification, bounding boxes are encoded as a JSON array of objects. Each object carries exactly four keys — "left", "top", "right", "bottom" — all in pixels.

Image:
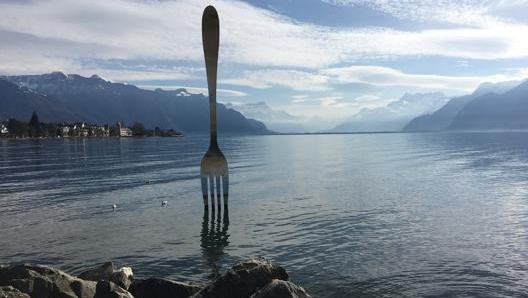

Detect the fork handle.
[{"left": 202, "top": 6, "right": 219, "bottom": 145}]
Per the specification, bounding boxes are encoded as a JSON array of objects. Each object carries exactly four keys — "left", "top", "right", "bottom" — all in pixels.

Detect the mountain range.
[
  {"left": 403, "top": 80, "right": 526, "bottom": 132},
  {"left": 331, "top": 92, "right": 449, "bottom": 132},
  {"left": 225, "top": 101, "right": 307, "bottom": 133},
  {"left": 2, "top": 72, "right": 527, "bottom": 134},
  {"left": 0, "top": 72, "right": 270, "bottom": 134}
]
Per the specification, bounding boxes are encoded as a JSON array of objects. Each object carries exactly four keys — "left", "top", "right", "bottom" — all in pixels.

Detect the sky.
[{"left": 1, "top": 0, "right": 528, "bottom": 129}]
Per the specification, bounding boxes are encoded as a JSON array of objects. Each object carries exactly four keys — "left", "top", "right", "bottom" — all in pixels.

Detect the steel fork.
[{"left": 200, "top": 6, "right": 229, "bottom": 210}]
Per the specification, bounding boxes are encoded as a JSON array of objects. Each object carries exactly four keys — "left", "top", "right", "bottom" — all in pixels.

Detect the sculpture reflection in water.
[{"left": 200, "top": 206, "right": 229, "bottom": 279}]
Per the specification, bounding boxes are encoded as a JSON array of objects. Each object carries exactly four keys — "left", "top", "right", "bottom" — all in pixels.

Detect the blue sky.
[{"left": 1, "top": 0, "right": 528, "bottom": 129}]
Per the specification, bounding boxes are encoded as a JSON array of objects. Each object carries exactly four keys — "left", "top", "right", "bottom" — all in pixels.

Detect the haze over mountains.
[
  {"left": 225, "top": 101, "right": 307, "bottom": 133},
  {"left": 403, "top": 80, "right": 526, "bottom": 132},
  {"left": 448, "top": 80, "right": 528, "bottom": 130},
  {"left": 231, "top": 79, "right": 528, "bottom": 133},
  {"left": 331, "top": 92, "right": 449, "bottom": 133},
  {"left": 0, "top": 72, "right": 270, "bottom": 134},
  {"left": 2, "top": 72, "right": 528, "bottom": 134}
]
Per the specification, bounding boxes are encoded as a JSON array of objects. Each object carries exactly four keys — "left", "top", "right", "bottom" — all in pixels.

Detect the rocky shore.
[{"left": 0, "top": 258, "right": 312, "bottom": 298}]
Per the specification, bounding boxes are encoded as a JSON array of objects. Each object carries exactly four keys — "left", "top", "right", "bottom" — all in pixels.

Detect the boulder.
[
  {"left": 78, "top": 263, "right": 133, "bottom": 290},
  {"left": 93, "top": 280, "right": 134, "bottom": 298},
  {"left": 249, "top": 280, "right": 312, "bottom": 298},
  {"left": 78, "top": 262, "right": 115, "bottom": 282},
  {"left": 0, "top": 286, "right": 31, "bottom": 298},
  {"left": 0, "top": 264, "right": 96, "bottom": 298},
  {"left": 129, "top": 278, "right": 203, "bottom": 298},
  {"left": 108, "top": 270, "right": 132, "bottom": 291},
  {"left": 190, "top": 258, "right": 289, "bottom": 298},
  {"left": 0, "top": 259, "right": 314, "bottom": 298}
]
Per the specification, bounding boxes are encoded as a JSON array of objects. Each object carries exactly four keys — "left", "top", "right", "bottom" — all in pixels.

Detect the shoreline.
[
  {"left": 0, "top": 258, "right": 313, "bottom": 298},
  {"left": 0, "top": 135, "right": 184, "bottom": 140}
]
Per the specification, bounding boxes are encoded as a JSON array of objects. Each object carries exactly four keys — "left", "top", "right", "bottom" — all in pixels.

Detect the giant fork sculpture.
[{"left": 200, "top": 5, "right": 229, "bottom": 210}]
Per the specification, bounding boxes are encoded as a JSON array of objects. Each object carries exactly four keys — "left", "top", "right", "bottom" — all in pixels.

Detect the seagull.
[
  {"left": 161, "top": 200, "right": 168, "bottom": 207},
  {"left": 112, "top": 204, "right": 117, "bottom": 212}
]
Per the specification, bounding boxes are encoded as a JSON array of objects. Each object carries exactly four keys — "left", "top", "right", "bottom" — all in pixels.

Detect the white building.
[
  {"left": 117, "top": 122, "right": 132, "bottom": 137},
  {"left": 61, "top": 126, "right": 70, "bottom": 137},
  {"left": 0, "top": 124, "right": 8, "bottom": 135}
]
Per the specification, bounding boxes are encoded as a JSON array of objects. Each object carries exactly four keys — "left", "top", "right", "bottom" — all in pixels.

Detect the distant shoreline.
[
  {"left": 0, "top": 135, "right": 184, "bottom": 140},
  {"left": 274, "top": 129, "right": 528, "bottom": 135}
]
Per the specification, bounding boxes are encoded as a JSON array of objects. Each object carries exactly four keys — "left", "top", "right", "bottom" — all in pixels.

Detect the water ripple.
[{"left": 3, "top": 134, "right": 528, "bottom": 297}]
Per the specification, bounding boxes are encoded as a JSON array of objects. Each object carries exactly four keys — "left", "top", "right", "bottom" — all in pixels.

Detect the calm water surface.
[{"left": 1, "top": 132, "right": 528, "bottom": 297}]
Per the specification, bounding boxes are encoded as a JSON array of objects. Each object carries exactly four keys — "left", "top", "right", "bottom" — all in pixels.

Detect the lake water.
[{"left": 2, "top": 132, "right": 528, "bottom": 297}]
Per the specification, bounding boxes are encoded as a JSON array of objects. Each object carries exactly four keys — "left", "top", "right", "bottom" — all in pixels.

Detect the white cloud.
[
  {"left": 318, "top": 96, "right": 350, "bottom": 107},
  {"left": 220, "top": 69, "right": 330, "bottom": 91},
  {"left": 320, "top": 0, "right": 528, "bottom": 26},
  {"left": 1, "top": 0, "right": 527, "bottom": 130},
  {"left": 138, "top": 85, "right": 248, "bottom": 97},
  {"left": 291, "top": 94, "right": 310, "bottom": 103},
  {"left": 322, "top": 65, "right": 528, "bottom": 93},
  {"left": 89, "top": 68, "right": 200, "bottom": 83},
  {"left": 282, "top": 100, "right": 360, "bottom": 128},
  {"left": 219, "top": 64, "right": 528, "bottom": 96},
  {"left": 354, "top": 95, "right": 381, "bottom": 103},
  {"left": 1, "top": 0, "right": 528, "bottom": 78}
]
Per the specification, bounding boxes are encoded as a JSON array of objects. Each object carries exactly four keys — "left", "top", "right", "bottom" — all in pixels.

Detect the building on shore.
[
  {"left": 117, "top": 122, "right": 132, "bottom": 137},
  {"left": 0, "top": 116, "right": 158, "bottom": 139},
  {"left": 60, "top": 125, "right": 70, "bottom": 137},
  {"left": 57, "top": 123, "right": 110, "bottom": 138},
  {"left": 0, "top": 123, "right": 8, "bottom": 135}
]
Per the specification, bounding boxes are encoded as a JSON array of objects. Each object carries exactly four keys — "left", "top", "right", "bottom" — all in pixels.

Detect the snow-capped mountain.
[
  {"left": 332, "top": 92, "right": 449, "bottom": 132},
  {"left": 225, "top": 101, "right": 297, "bottom": 121},
  {"left": 225, "top": 101, "right": 307, "bottom": 133},
  {"left": 1, "top": 72, "right": 270, "bottom": 134}
]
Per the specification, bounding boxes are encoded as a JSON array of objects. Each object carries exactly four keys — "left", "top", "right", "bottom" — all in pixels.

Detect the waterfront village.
[{"left": 0, "top": 112, "right": 183, "bottom": 139}]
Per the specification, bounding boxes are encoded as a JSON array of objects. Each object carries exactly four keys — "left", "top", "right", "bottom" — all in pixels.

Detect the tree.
[
  {"left": 43, "top": 123, "right": 58, "bottom": 138},
  {"left": 7, "top": 119, "right": 17, "bottom": 137},
  {"left": 109, "top": 124, "right": 120, "bottom": 137},
  {"left": 7, "top": 118, "right": 28, "bottom": 138},
  {"left": 28, "top": 111, "right": 42, "bottom": 137},
  {"left": 131, "top": 122, "right": 146, "bottom": 136}
]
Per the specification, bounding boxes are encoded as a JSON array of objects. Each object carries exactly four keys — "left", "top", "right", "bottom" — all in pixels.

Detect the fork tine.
[
  {"left": 222, "top": 174, "right": 229, "bottom": 207},
  {"left": 209, "top": 177, "right": 215, "bottom": 211},
  {"left": 215, "top": 176, "right": 221, "bottom": 208},
  {"left": 201, "top": 176, "right": 209, "bottom": 208}
]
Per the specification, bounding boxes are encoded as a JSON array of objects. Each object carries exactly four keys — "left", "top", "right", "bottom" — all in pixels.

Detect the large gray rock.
[
  {"left": 0, "top": 264, "right": 96, "bottom": 298},
  {"left": 78, "top": 263, "right": 133, "bottom": 290},
  {"left": 0, "top": 259, "right": 313, "bottom": 298},
  {"left": 190, "top": 258, "right": 289, "bottom": 298},
  {"left": 249, "top": 280, "right": 312, "bottom": 298},
  {"left": 0, "top": 286, "right": 31, "bottom": 298},
  {"left": 129, "top": 278, "right": 203, "bottom": 298},
  {"left": 93, "top": 280, "right": 134, "bottom": 298},
  {"left": 78, "top": 263, "right": 115, "bottom": 282}
]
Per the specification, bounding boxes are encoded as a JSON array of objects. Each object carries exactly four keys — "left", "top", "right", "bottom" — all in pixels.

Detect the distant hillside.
[
  {"left": 1, "top": 72, "right": 270, "bottom": 134},
  {"left": 225, "top": 101, "right": 307, "bottom": 133},
  {"left": 332, "top": 92, "right": 448, "bottom": 132},
  {"left": 0, "top": 79, "right": 82, "bottom": 122},
  {"left": 403, "top": 80, "right": 526, "bottom": 132},
  {"left": 448, "top": 80, "right": 528, "bottom": 130},
  {"left": 403, "top": 80, "right": 522, "bottom": 132},
  {"left": 402, "top": 94, "right": 474, "bottom": 132}
]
